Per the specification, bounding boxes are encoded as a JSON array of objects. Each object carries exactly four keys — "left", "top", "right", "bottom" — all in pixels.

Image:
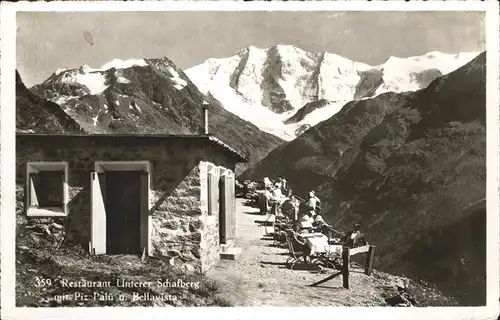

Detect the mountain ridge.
[{"left": 186, "top": 45, "right": 480, "bottom": 140}]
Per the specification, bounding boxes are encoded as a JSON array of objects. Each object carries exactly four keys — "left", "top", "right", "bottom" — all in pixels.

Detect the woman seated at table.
[
  {"left": 297, "top": 214, "right": 314, "bottom": 234},
  {"left": 312, "top": 215, "right": 329, "bottom": 231}
]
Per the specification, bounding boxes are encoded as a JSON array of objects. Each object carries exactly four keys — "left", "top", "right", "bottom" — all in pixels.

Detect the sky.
[{"left": 17, "top": 11, "right": 485, "bottom": 87}]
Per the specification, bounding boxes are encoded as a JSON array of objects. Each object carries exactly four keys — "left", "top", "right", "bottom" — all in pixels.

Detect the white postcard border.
[{"left": 1, "top": 1, "right": 499, "bottom": 320}]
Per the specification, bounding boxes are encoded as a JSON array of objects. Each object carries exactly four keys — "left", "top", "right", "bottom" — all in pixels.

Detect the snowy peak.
[
  {"left": 98, "top": 58, "right": 148, "bottom": 71},
  {"left": 376, "top": 51, "right": 480, "bottom": 94},
  {"left": 67, "top": 58, "right": 148, "bottom": 75},
  {"left": 36, "top": 57, "right": 192, "bottom": 100},
  {"left": 186, "top": 45, "right": 480, "bottom": 141}
]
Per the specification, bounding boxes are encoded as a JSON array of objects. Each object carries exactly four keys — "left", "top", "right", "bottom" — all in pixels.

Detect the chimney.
[{"left": 202, "top": 101, "right": 209, "bottom": 135}]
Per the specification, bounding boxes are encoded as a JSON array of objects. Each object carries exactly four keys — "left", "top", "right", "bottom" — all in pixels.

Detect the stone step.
[
  {"left": 220, "top": 247, "right": 242, "bottom": 260},
  {"left": 220, "top": 243, "right": 232, "bottom": 253}
]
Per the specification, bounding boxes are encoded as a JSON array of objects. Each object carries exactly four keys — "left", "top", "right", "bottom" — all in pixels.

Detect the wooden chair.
[
  {"left": 284, "top": 230, "right": 307, "bottom": 270},
  {"left": 273, "top": 219, "right": 295, "bottom": 247}
]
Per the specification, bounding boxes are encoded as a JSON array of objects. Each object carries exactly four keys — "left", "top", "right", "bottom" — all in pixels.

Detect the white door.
[
  {"left": 90, "top": 172, "right": 107, "bottom": 254},
  {"left": 227, "top": 172, "right": 236, "bottom": 241}
]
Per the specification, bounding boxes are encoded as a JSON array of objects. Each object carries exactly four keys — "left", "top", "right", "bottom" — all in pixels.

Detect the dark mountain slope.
[
  {"left": 20, "top": 57, "right": 284, "bottom": 173},
  {"left": 242, "top": 52, "right": 486, "bottom": 305},
  {"left": 241, "top": 90, "right": 416, "bottom": 196},
  {"left": 16, "top": 71, "right": 85, "bottom": 134}
]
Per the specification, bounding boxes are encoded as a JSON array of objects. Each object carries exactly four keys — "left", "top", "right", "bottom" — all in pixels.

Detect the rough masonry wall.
[
  {"left": 149, "top": 163, "right": 203, "bottom": 272},
  {"left": 199, "top": 162, "right": 220, "bottom": 273}
]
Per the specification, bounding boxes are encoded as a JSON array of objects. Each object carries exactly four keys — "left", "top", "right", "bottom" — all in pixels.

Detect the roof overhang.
[{"left": 16, "top": 133, "right": 249, "bottom": 163}]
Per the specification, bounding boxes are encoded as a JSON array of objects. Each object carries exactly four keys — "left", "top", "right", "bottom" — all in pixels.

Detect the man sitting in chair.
[
  {"left": 260, "top": 186, "right": 273, "bottom": 215},
  {"left": 312, "top": 215, "right": 329, "bottom": 233}
]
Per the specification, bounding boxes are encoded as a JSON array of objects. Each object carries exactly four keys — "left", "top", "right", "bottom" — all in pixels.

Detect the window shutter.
[
  {"left": 139, "top": 172, "right": 149, "bottom": 254},
  {"left": 91, "top": 172, "right": 107, "bottom": 254},
  {"left": 28, "top": 172, "right": 41, "bottom": 207}
]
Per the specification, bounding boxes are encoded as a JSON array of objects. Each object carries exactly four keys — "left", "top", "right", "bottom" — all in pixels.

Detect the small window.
[{"left": 26, "top": 162, "right": 68, "bottom": 216}]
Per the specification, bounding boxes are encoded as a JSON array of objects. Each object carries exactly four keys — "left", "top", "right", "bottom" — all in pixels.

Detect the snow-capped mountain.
[
  {"left": 24, "top": 57, "right": 284, "bottom": 174},
  {"left": 185, "top": 45, "right": 480, "bottom": 140}
]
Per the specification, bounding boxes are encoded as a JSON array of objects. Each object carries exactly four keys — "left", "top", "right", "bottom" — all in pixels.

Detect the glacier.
[{"left": 185, "top": 45, "right": 480, "bottom": 141}]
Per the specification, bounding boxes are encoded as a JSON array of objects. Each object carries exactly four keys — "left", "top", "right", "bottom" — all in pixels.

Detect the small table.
[{"left": 300, "top": 233, "right": 343, "bottom": 256}]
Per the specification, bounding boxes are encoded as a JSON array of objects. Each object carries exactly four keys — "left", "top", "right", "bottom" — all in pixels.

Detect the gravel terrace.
[{"left": 206, "top": 198, "right": 400, "bottom": 307}]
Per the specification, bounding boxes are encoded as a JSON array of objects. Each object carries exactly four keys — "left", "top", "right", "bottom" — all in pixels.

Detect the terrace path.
[{"left": 205, "top": 198, "right": 392, "bottom": 306}]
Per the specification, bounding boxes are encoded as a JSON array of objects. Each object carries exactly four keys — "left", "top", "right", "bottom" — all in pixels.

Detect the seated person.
[
  {"left": 280, "top": 178, "right": 288, "bottom": 192},
  {"left": 260, "top": 187, "right": 273, "bottom": 214},
  {"left": 263, "top": 177, "right": 272, "bottom": 189},
  {"left": 297, "top": 214, "right": 314, "bottom": 234},
  {"left": 287, "top": 196, "right": 300, "bottom": 222},
  {"left": 307, "top": 190, "right": 321, "bottom": 217},
  {"left": 312, "top": 215, "right": 329, "bottom": 232},
  {"left": 342, "top": 223, "right": 367, "bottom": 248},
  {"left": 270, "top": 184, "right": 284, "bottom": 215}
]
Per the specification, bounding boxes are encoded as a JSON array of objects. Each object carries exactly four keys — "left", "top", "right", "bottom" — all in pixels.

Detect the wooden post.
[
  {"left": 342, "top": 246, "right": 350, "bottom": 289},
  {"left": 364, "top": 245, "right": 375, "bottom": 276}
]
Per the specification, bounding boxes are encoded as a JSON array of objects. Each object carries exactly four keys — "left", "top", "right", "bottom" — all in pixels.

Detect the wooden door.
[
  {"left": 219, "top": 171, "right": 236, "bottom": 244},
  {"left": 226, "top": 172, "right": 236, "bottom": 241}
]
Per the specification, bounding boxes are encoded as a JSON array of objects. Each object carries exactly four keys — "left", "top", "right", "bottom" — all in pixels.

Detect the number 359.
[{"left": 34, "top": 277, "right": 52, "bottom": 287}]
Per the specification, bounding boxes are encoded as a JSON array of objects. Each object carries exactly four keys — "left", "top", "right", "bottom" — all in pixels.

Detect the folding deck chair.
[{"left": 284, "top": 229, "right": 309, "bottom": 270}]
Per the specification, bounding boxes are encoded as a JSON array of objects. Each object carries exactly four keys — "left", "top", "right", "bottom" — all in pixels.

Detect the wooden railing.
[
  {"left": 342, "top": 244, "right": 376, "bottom": 289},
  {"left": 310, "top": 244, "right": 376, "bottom": 289}
]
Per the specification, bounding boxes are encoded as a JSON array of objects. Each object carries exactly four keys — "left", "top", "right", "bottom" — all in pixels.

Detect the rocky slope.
[
  {"left": 241, "top": 52, "right": 486, "bottom": 305},
  {"left": 186, "top": 45, "right": 479, "bottom": 140},
  {"left": 16, "top": 71, "right": 85, "bottom": 134},
  {"left": 18, "top": 58, "right": 284, "bottom": 173}
]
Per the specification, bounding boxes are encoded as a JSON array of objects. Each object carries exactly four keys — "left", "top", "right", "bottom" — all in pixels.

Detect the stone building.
[{"left": 16, "top": 132, "right": 246, "bottom": 272}]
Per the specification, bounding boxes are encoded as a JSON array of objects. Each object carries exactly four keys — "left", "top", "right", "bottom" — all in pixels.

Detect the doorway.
[{"left": 105, "top": 171, "right": 142, "bottom": 254}]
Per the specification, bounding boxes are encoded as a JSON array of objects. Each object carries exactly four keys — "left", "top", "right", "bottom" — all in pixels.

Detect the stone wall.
[
  {"left": 199, "top": 162, "right": 221, "bottom": 273},
  {"left": 149, "top": 164, "right": 203, "bottom": 271},
  {"left": 16, "top": 136, "right": 238, "bottom": 272}
]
